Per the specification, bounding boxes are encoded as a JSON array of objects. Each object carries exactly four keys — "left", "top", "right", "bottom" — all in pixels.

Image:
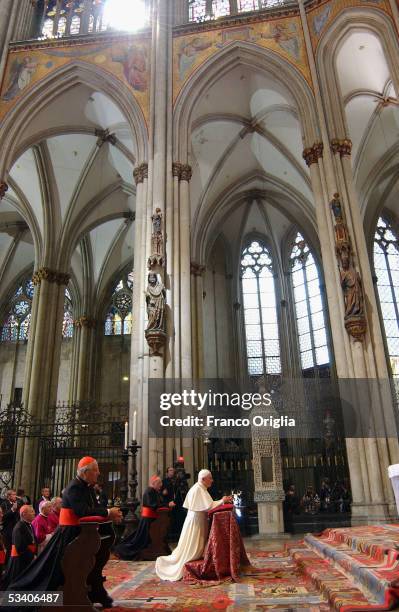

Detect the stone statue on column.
[
  {"left": 145, "top": 273, "right": 166, "bottom": 355},
  {"left": 148, "top": 207, "right": 164, "bottom": 269},
  {"left": 331, "top": 193, "right": 366, "bottom": 341}
]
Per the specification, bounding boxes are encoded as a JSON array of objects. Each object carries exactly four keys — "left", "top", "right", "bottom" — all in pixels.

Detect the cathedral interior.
[{"left": 0, "top": 0, "right": 398, "bottom": 540}]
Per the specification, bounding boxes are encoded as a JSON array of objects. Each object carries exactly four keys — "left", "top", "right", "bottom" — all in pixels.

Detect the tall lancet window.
[
  {"left": 374, "top": 217, "right": 399, "bottom": 378},
  {"left": 290, "top": 232, "right": 329, "bottom": 372},
  {"left": 62, "top": 288, "right": 74, "bottom": 339},
  {"left": 0, "top": 278, "right": 34, "bottom": 342},
  {"left": 241, "top": 240, "right": 281, "bottom": 377}
]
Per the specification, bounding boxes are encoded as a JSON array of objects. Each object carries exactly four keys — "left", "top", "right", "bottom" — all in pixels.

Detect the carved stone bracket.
[
  {"left": 32, "top": 267, "right": 70, "bottom": 286},
  {"left": 0, "top": 182, "right": 8, "bottom": 199},
  {"left": 330, "top": 193, "right": 366, "bottom": 341},
  {"left": 302, "top": 142, "right": 323, "bottom": 166},
  {"left": 133, "top": 163, "right": 148, "bottom": 185},
  {"left": 145, "top": 329, "right": 167, "bottom": 356},
  {"left": 148, "top": 207, "right": 164, "bottom": 269},
  {"left": 331, "top": 138, "right": 352, "bottom": 157},
  {"left": 190, "top": 262, "right": 205, "bottom": 276},
  {"left": 74, "top": 316, "right": 96, "bottom": 329}
]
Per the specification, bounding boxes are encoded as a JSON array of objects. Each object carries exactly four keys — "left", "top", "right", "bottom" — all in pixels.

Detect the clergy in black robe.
[
  {"left": 6, "top": 456, "right": 122, "bottom": 608},
  {"left": 115, "top": 475, "right": 175, "bottom": 560},
  {"left": 1, "top": 505, "right": 36, "bottom": 589},
  {"left": 1, "top": 490, "right": 23, "bottom": 561}
]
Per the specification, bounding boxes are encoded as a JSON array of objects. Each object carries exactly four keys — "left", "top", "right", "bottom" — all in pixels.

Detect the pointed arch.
[
  {"left": 0, "top": 60, "right": 148, "bottom": 179},
  {"left": 173, "top": 41, "right": 320, "bottom": 160}
]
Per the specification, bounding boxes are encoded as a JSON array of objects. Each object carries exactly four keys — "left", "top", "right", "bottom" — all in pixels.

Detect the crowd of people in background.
[{"left": 283, "top": 479, "right": 351, "bottom": 517}]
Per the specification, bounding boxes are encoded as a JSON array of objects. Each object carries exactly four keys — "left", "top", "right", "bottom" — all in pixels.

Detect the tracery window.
[
  {"left": 104, "top": 270, "right": 133, "bottom": 336},
  {"left": 188, "top": 0, "right": 288, "bottom": 21},
  {"left": 0, "top": 279, "right": 34, "bottom": 342},
  {"left": 374, "top": 217, "right": 399, "bottom": 378},
  {"left": 62, "top": 288, "right": 74, "bottom": 339},
  {"left": 290, "top": 232, "right": 329, "bottom": 371},
  {"left": 241, "top": 240, "right": 281, "bottom": 377}
]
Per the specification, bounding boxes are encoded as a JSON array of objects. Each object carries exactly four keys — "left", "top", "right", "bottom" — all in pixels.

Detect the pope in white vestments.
[{"left": 155, "top": 469, "right": 232, "bottom": 581}]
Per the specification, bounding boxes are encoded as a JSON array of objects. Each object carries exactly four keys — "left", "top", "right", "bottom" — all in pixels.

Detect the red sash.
[
  {"left": 59, "top": 508, "right": 80, "bottom": 526},
  {"left": 0, "top": 550, "right": 6, "bottom": 564},
  {"left": 11, "top": 543, "right": 37, "bottom": 557},
  {"left": 141, "top": 506, "right": 158, "bottom": 519}
]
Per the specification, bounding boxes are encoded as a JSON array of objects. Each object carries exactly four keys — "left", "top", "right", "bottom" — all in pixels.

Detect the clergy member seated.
[
  {"left": 115, "top": 475, "right": 175, "bottom": 560},
  {"left": 155, "top": 469, "right": 232, "bottom": 581},
  {"left": 1, "top": 505, "right": 36, "bottom": 589},
  {"left": 8, "top": 456, "right": 122, "bottom": 609},
  {"left": 47, "top": 497, "right": 62, "bottom": 532},
  {"left": 32, "top": 500, "right": 52, "bottom": 553}
]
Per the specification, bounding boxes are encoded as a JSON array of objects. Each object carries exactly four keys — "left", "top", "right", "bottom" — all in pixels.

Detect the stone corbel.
[{"left": 190, "top": 262, "right": 205, "bottom": 276}]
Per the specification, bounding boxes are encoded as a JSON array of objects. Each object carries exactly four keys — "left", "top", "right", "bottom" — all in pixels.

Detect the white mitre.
[{"left": 183, "top": 469, "right": 214, "bottom": 511}]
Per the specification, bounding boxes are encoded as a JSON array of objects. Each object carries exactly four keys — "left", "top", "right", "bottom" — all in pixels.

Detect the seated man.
[
  {"left": 2, "top": 505, "right": 36, "bottom": 588},
  {"left": 156, "top": 470, "right": 231, "bottom": 582},
  {"left": 115, "top": 475, "right": 175, "bottom": 560},
  {"left": 8, "top": 456, "right": 122, "bottom": 608},
  {"left": 32, "top": 501, "right": 52, "bottom": 553}
]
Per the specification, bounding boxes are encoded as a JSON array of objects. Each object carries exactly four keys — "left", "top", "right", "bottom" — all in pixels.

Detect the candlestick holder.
[{"left": 119, "top": 439, "right": 141, "bottom": 538}]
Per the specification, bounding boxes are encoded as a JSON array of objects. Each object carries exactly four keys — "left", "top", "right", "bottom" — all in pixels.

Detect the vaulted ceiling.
[{"left": 0, "top": 88, "right": 136, "bottom": 310}]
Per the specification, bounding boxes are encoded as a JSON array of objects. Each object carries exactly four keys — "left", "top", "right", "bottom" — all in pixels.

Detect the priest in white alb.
[{"left": 155, "top": 469, "right": 232, "bottom": 581}]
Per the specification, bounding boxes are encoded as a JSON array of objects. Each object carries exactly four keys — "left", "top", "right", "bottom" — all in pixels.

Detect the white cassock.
[{"left": 155, "top": 481, "right": 224, "bottom": 581}]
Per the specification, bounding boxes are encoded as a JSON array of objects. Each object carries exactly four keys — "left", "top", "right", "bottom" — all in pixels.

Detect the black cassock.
[
  {"left": 115, "top": 487, "right": 163, "bottom": 560},
  {"left": 6, "top": 477, "right": 113, "bottom": 606},
  {"left": 1, "top": 520, "right": 37, "bottom": 589}
]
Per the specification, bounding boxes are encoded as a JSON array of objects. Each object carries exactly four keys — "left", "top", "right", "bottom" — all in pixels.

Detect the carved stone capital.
[
  {"left": 32, "top": 267, "right": 70, "bottom": 286},
  {"left": 133, "top": 163, "right": 148, "bottom": 185},
  {"left": 145, "top": 329, "right": 167, "bottom": 356},
  {"left": 172, "top": 162, "right": 183, "bottom": 179},
  {"left": 302, "top": 142, "right": 323, "bottom": 166},
  {"left": 180, "top": 164, "right": 192, "bottom": 182},
  {"left": 190, "top": 262, "right": 205, "bottom": 276},
  {"left": 95, "top": 128, "right": 117, "bottom": 146},
  {"left": 74, "top": 316, "right": 96, "bottom": 329},
  {"left": 0, "top": 182, "right": 8, "bottom": 199},
  {"left": 331, "top": 138, "right": 352, "bottom": 157}
]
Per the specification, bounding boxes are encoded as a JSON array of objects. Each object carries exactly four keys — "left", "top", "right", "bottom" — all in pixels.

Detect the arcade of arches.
[{"left": 0, "top": 0, "right": 398, "bottom": 534}]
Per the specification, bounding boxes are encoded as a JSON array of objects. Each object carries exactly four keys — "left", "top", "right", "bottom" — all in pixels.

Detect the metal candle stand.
[{"left": 119, "top": 440, "right": 141, "bottom": 538}]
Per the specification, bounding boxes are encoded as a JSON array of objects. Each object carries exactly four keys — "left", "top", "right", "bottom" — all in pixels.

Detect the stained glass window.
[
  {"left": 62, "top": 289, "right": 74, "bottom": 339},
  {"left": 374, "top": 217, "right": 399, "bottom": 378},
  {"left": 290, "top": 232, "right": 329, "bottom": 371},
  {"left": 188, "top": 0, "right": 229, "bottom": 21},
  {"left": 0, "top": 278, "right": 34, "bottom": 342},
  {"left": 241, "top": 240, "right": 281, "bottom": 377},
  {"left": 104, "top": 270, "right": 133, "bottom": 336}
]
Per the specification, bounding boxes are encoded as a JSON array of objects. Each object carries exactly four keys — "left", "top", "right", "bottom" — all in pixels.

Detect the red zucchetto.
[
  {"left": 150, "top": 475, "right": 159, "bottom": 484},
  {"left": 77, "top": 456, "right": 96, "bottom": 469}
]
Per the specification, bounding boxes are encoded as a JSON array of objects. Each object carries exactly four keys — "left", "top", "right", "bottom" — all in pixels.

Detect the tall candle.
[
  {"left": 132, "top": 411, "right": 137, "bottom": 441},
  {"left": 124, "top": 421, "right": 128, "bottom": 449}
]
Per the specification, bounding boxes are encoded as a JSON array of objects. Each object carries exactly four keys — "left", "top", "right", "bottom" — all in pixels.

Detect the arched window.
[
  {"left": 374, "top": 217, "right": 399, "bottom": 378},
  {"left": 0, "top": 278, "right": 34, "bottom": 342},
  {"left": 70, "top": 14, "right": 81, "bottom": 35},
  {"left": 241, "top": 240, "right": 281, "bottom": 377},
  {"left": 290, "top": 232, "right": 329, "bottom": 372},
  {"left": 104, "top": 270, "right": 133, "bottom": 336},
  {"left": 62, "top": 289, "right": 74, "bottom": 339}
]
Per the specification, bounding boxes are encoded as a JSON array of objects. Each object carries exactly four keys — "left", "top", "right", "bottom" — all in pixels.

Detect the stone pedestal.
[{"left": 255, "top": 492, "right": 285, "bottom": 535}]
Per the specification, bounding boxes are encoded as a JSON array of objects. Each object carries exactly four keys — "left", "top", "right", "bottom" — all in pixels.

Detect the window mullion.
[
  {"left": 257, "top": 272, "right": 267, "bottom": 376},
  {"left": 384, "top": 248, "right": 399, "bottom": 326},
  {"left": 303, "top": 263, "right": 316, "bottom": 368}
]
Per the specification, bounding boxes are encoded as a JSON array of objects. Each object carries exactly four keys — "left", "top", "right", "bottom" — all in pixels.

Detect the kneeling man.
[{"left": 115, "top": 475, "right": 175, "bottom": 560}]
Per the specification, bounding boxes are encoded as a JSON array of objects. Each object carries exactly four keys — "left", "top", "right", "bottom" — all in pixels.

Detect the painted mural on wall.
[
  {"left": 173, "top": 15, "right": 311, "bottom": 103},
  {"left": 307, "top": 0, "right": 392, "bottom": 50},
  {"left": 0, "top": 36, "right": 150, "bottom": 125}
]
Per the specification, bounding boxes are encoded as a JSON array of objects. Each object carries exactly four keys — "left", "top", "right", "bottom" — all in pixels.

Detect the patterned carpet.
[
  {"left": 101, "top": 526, "right": 399, "bottom": 611},
  {"left": 103, "top": 546, "right": 331, "bottom": 611}
]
